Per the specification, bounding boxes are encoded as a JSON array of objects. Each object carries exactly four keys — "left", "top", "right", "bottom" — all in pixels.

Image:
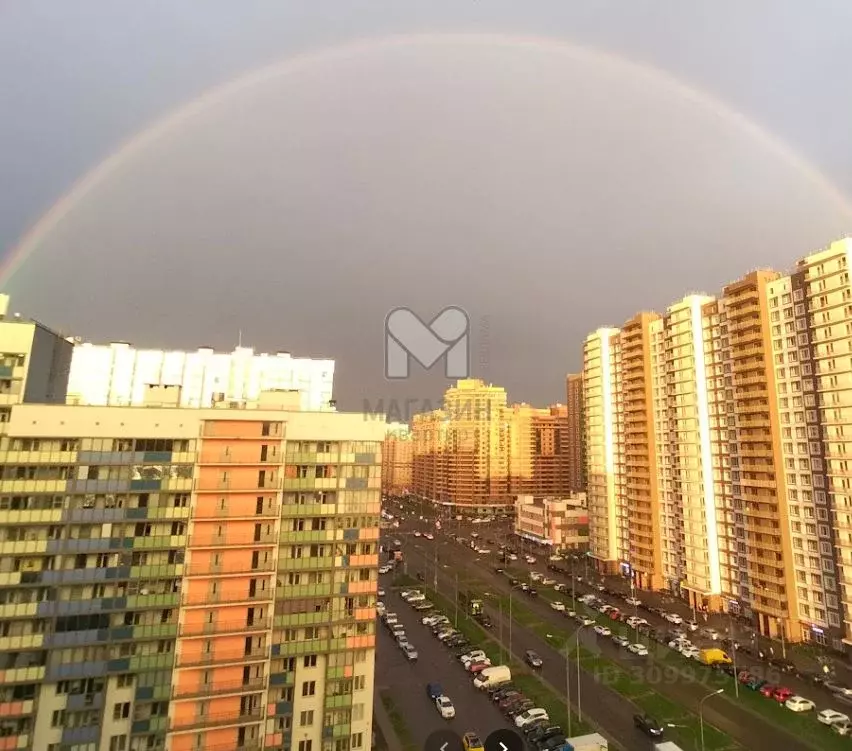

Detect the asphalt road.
[
  {"left": 400, "top": 534, "right": 815, "bottom": 751},
  {"left": 389, "top": 496, "right": 852, "bottom": 684},
  {"left": 375, "top": 588, "right": 520, "bottom": 748},
  {"left": 391, "top": 543, "right": 663, "bottom": 751}
]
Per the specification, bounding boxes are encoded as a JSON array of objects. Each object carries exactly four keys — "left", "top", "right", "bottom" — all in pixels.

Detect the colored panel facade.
[{"left": 0, "top": 403, "right": 382, "bottom": 751}]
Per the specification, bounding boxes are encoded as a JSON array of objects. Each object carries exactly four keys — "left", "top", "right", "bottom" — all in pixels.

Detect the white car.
[
  {"left": 401, "top": 643, "right": 418, "bottom": 661},
  {"left": 818, "top": 709, "right": 850, "bottom": 726},
  {"left": 377, "top": 588, "right": 386, "bottom": 597},
  {"left": 425, "top": 533, "right": 435, "bottom": 540},
  {"left": 685, "top": 620, "right": 699, "bottom": 632},
  {"left": 460, "top": 650, "right": 487, "bottom": 666},
  {"left": 580, "top": 618, "right": 595, "bottom": 627},
  {"left": 515, "top": 708, "right": 549, "bottom": 728},
  {"left": 612, "top": 635, "right": 630, "bottom": 648},
  {"left": 665, "top": 613, "right": 684, "bottom": 625},
  {"left": 681, "top": 646, "right": 701, "bottom": 660},
  {"left": 626, "top": 616, "right": 646, "bottom": 628},
  {"left": 550, "top": 602, "right": 566, "bottom": 612},
  {"left": 624, "top": 597, "right": 641, "bottom": 606},
  {"left": 376, "top": 602, "right": 386, "bottom": 616},
  {"left": 436, "top": 695, "right": 455, "bottom": 719},
  {"left": 384, "top": 613, "right": 398, "bottom": 625},
  {"left": 508, "top": 554, "right": 518, "bottom": 561},
  {"left": 628, "top": 643, "right": 649, "bottom": 656},
  {"left": 594, "top": 625, "right": 612, "bottom": 637},
  {"left": 541, "top": 578, "right": 556, "bottom": 586},
  {"left": 477, "top": 548, "right": 491, "bottom": 554},
  {"left": 525, "top": 556, "right": 537, "bottom": 564},
  {"left": 785, "top": 696, "right": 815, "bottom": 712}
]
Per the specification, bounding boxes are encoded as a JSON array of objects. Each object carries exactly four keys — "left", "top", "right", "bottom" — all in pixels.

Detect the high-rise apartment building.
[
  {"left": 565, "top": 374, "right": 585, "bottom": 493},
  {"left": 381, "top": 423, "right": 413, "bottom": 496},
  {"left": 67, "top": 342, "right": 335, "bottom": 413},
  {"left": 582, "top": 237, "right": 852, "bottom": 650},
  {"left": 411, "top": 380, "right": 575, "bottom": 509},
  {"left": 0, "top": 294, "right": 73, "bottom": 418},
  {"left": 583, "top": 329, "right": 624, "bottom": 572},
  {"left": 0, "top": 395, "right": 383, "bottom": 751}
]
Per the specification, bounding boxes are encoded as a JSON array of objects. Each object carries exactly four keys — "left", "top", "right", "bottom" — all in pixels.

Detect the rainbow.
[{"left": 3, "top": 31, "right": 850, "bottom": 285}]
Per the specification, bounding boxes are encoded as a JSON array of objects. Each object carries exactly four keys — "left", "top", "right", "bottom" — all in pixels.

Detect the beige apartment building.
[
  {"left": 381, "top": 423, "right": 413, "bottom": 496},
  {"left": 565, "top": 374, "right": 586, "bottom": 493},
  {"left": 514, "top": 493, "right": 589, "bottom": 550},
  {"left": 411, "top": 379, "right": 577, "bottom": 509},
  {"left": 583, "top": 237, "right": 852, "bottom": 650}
]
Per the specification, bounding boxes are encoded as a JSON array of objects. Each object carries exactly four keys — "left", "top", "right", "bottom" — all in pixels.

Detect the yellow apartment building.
[
  {"left": 381, "top": 424, "right": 413, "bottom": 496},
  {"left": 582, "top": 237, "right": 852, "bottom": 649}
]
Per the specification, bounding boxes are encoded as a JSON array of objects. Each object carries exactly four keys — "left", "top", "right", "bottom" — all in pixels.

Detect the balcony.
[
  {"left": 185, "top": 560, "right": 277, "bottom": 577},
  {"left": 179, "top": 618, "right": 272, "bottom": 637},
  {"left": 199, "top": 452, "right": 280, "bottom": 465},
  {"left": 172, "top": 676, "right": 267, "bottom": 700},
  {"left": 197, "top": 479, "right": 282, "bottom": 493},
  {"left": 190, "top": 533, "right": 278, "bottom": 548},
  {"left": 194, "top": 506, "right": 282, "bottom": 520},
  {"left": 170, "top": 705, "right": 264, "bottom": 732},
  {"left": 177, "top": 646, "right": 271, "bottom": 668},
  {"left": 182, "top": 589, "right": 274, "bottom": 607}
]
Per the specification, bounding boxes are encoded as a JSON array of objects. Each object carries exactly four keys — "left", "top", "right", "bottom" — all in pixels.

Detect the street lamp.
[{"left": 699, "top": 688, "right": 724, "bottom": 751}]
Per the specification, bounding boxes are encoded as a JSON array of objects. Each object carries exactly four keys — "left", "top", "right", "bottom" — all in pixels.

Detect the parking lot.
[{"left": 375, "top": 587, "right": 518, "bottom": 745}]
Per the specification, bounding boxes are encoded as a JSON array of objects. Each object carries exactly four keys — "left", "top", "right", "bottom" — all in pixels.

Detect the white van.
[{"left": 473, "top": 665, "right": 511, "bottom": 690}]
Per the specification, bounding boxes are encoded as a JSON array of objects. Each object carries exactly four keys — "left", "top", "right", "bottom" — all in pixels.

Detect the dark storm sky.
[{"left": 1, "top": 1, "right": 852, "bottom": 413}]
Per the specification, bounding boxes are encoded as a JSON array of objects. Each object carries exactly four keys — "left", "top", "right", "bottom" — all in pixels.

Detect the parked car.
[
  {"left": 435, "top": 695, "right": 455, "bottom": 719},
  {"left": 784, "top": 696, "right": 815, "bottom": 713},
  {"left": 817, "top": 709, "right": 850, "bottom": 726}
]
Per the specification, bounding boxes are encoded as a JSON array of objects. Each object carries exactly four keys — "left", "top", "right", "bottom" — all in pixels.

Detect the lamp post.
[
  {"left": 564, "top": 646, "right": 572, "bottom": 737},
  {"left": 576, "top": 628, "right": 582, "bottom": 723},
  {"left": 728, "top": 612, "right": 739, "bottom": 698},
  {"left": 699, "top": 689, "right": 724, "bottom": 751}
]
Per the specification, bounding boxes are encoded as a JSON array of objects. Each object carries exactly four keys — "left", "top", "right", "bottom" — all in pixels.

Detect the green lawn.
[
  {"left": 494, "top": 570, "right": 852, "bottom": 751},
  {"left": 380, "top": 691, "right": 418, "bottom": 751}
]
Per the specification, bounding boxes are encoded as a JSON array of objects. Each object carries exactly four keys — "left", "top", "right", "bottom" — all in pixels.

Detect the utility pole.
[
  {"left": 565, "top": 647, "right": 572, "bottom": 737},
  {"left": 454, "top": 573, "right": 459, "bottom": 627},
  {"left": 433, "top": 545, "right": 438, "bottom": 591},
  {"left": 576, "top": 629, "right": 582, "bottom": 723},
  {"left": 509, "top": 591, "right": 513, "bottom": 656},
  {"left": 729, "top": 613, "right": 739, "bottom": 698}
]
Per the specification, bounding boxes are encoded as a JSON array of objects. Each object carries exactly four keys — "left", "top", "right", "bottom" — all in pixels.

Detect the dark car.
[
  {"left": 525, "top": 650, "right": 543, "bottom": 669},
  {"left": 426, "top": 682, "right": 443, "bottom": 700},
  {"left": 526, "top": 725, "right": 561, "bottom": 746},
  {"left": 633, "top": 714, "right": 664, "bottom": 738},
  {"left": 416, "top": 572, "right": 425, "bottom": 582},
  {"left": 537, "top": 734, "right": 567, "bottom": 751},
  {"left": 527, "top": 588, "right": 538, "bottom": 597}
]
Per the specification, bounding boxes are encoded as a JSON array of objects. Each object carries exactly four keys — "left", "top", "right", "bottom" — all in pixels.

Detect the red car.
[
  {"left": 759, "top": 684, "right": 777, "bottom": 698},
  {"left": 609, "top": 610, "right": 621, "bottom": 620},
  {"left": 773, "top": 687, "right": 793, "bottom": 703}
]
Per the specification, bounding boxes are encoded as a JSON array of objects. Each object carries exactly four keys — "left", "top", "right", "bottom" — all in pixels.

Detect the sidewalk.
[{"left": 372, "top": 690, "right": 403, "bottom": 751}]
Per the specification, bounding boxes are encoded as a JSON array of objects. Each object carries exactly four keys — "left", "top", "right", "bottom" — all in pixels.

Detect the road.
[
  {"left": 388, "top": 496, "right": 851, "bottom": 683},
  {"left": 400, "top": 533, "right": 815, "bottom": 751},
  {"left": 375, "top": 588, "right": 520, "bottom": 746}
]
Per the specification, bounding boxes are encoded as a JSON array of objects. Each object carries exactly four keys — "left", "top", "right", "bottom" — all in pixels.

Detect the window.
[
  {"left": 300, "top": 710, "right": 315, "bottom": 726},
  {"left": 51, "top": 710, "right": 66, "bottom": 728},
  {"left": 113, "top": 702, "right": 130, "bottom": 720},
  {"left": 302, "top": 680, "right": 316, "bottom": 697},
  {"left": 352, "top": 733, "right": 364, "bottom": 749},
  {"left": 298, "top": 742, "right": 313, "bottom": 751},
  {"left": 109, "top": 736, "right": 128, "bottom": 751},
  {"left": 116, "top": 674, "right": 133, "bottom": 688},
  {"left": 304, "top": 654, "right": 317, "bottom": 668}
]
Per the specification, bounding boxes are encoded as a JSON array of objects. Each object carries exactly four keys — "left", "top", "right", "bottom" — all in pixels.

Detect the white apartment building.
[{"left": 66, "top": 342, "right": 335, "bottom": 412}]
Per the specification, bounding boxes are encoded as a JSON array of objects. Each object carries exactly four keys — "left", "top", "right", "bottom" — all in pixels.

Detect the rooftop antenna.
[{"left": 238, "top": 330, "right": 242, "bottom": 348}]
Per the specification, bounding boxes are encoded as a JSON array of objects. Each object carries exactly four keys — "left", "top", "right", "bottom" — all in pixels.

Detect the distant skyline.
[{"left": 1, "top": 2, "right": 851, "bottom": 410}]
